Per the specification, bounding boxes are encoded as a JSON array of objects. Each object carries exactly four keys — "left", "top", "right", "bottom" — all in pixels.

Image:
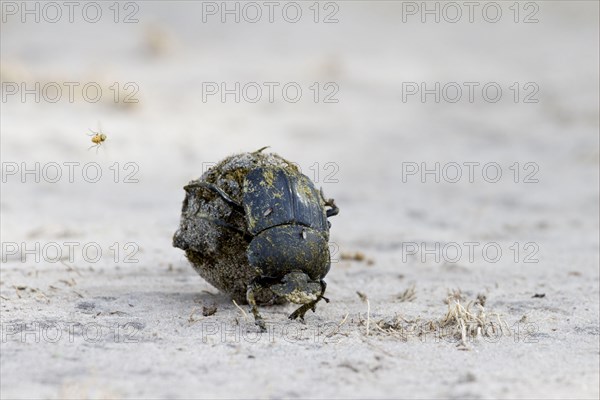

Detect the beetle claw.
[
  {"left": 255, "top": 319, "right": 267, "bottom": 332},
  {"left": 288, "top": 307, "right": 308, "bottom": 322}
]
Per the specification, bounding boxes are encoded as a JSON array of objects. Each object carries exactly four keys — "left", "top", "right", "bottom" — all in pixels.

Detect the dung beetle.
[{"left": 184, "top": 162, "right": 338, "bottom": 331}]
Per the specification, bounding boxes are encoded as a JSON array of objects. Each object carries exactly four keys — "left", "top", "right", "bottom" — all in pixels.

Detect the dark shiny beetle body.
[{"left": 185, "top": 165, "right": 338, "bottom": 331}]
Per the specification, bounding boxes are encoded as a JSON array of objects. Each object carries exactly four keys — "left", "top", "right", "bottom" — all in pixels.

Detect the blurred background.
[
  {"left": 1, "top": 1, "right": 598, "bottom": 398},
  {"left": 2, "top": 1, "right": 598, "bottom": 254}
]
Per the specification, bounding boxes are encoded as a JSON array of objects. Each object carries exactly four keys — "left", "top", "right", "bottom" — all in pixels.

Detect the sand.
[{"left": 1, "top": 2, "right": 598, "bottom": 399}]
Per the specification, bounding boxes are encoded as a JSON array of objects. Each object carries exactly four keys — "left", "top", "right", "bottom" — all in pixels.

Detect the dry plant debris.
[
  {"left": 365, "top": 296, "right": 509, "bottom": 349},
  {"left": 232, "top": 299, "right": 249, "bottom": 320},
  {"left": 397, "top": 284, "right": 416, "bottom": 302},
  {"left": 444, "top": 288, "right": 465, "bottom": 304},
  {"left": 341, "top": 251, "right": 375, "bottom": 265},
  {"left": 356, "top": 291, "right": 371, "bottom": 336},
  {"left": 202, "top": 304, "right": 217, "bottom": 317}
]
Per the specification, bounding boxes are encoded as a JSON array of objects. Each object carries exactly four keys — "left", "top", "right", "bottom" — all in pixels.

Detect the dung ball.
[{"left": 172, "top": 149, "right": 302, "bottom": 304}]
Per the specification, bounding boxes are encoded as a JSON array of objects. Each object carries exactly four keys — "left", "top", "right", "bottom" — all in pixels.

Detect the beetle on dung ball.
[{"left": 173, "top": 148, "right": 339, "bottom": 331}]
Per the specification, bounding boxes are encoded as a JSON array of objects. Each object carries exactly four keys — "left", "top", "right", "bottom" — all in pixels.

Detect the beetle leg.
[
  {"left": 185, "top": 182, "right": 244, "bottom": 214},
  {"left": 320, "top": 188, "right": 339, "bottom": 218},
  {"left": 288, "top": 280, "right": 329, "bottom": 322},
  {"left": 326, "top": 200, "right": 339, "bottom": 218},
  {"left": 319, "top": 280, "right": 330, "bottom": 303},
  {"left": 288, "top": 304, "right": 310, "bottom": 323},
  {"left": 246, "top": 280, "right": 267, "bottom": 332}
]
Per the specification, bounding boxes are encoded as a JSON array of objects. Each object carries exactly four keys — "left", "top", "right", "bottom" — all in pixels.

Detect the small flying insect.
[{"left": 87, "top": 129, "right": 107, "bottom": 153}]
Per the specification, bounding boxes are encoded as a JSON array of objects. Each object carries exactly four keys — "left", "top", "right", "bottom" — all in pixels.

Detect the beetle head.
[{"left": 269, "top": 271, "right": 321, "bottom": 304}]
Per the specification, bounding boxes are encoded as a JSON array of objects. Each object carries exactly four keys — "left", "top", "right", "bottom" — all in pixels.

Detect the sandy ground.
[{"left": 1, "top": 1, "right": 599, "bottom": 399}]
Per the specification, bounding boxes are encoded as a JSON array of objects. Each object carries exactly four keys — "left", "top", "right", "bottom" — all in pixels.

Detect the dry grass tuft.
[
  {"left": 367, "top": 296, "right": 509, "bottom": 348},
  {"left": 444, "top": 288, "right": 465, "bottom": 304},
  {"left": 438, "top": 300, "right": 507, "bottom": 347},
  {"left": 397, "top": 284, "right": 416, "bottom": 302}
]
